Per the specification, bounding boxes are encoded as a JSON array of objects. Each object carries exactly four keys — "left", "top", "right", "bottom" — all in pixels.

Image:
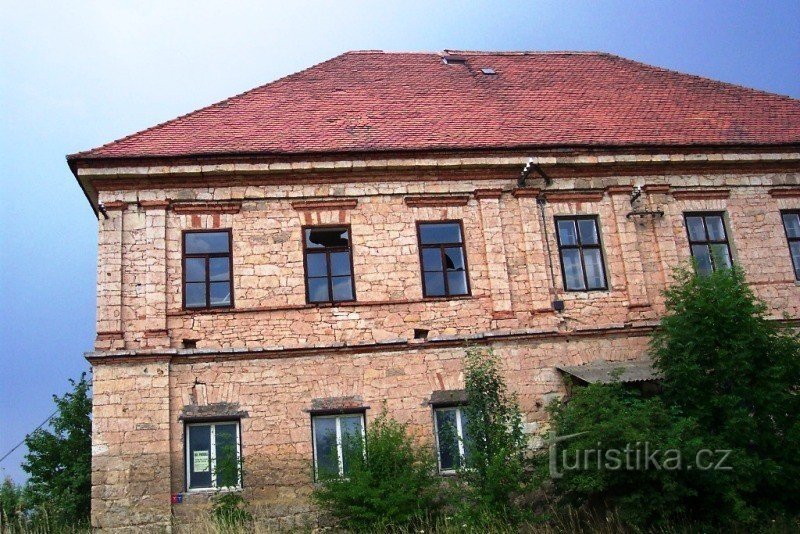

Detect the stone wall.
[{"left": 87, "top": 164, "right": 800, "bottom": 530}]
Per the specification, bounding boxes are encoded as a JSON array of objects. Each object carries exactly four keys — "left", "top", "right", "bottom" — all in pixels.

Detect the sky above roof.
[{"left": 1, "top": 0, "right": 799, "bottom": 483}]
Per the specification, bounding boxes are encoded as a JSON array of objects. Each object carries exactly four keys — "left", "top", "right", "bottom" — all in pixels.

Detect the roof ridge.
[{"left": 67, "top": 52, "right": 351, "bottom": 160}]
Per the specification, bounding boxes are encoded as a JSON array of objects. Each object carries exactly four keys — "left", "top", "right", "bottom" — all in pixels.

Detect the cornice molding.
[
  {"left": 768, "top": 187, "right": 800, "bottom": 198},
  {"left": 404, "top": 195, "right": 471, "bottom": 207},
  {"left": 172, "top": 201, "right": 242, "bottom": 214},
  {"left": 290, "top": 198, "right": 358, "bottom": 211},
  {"left": 543, "top": 190, "right": 605, "bottom": 203},
  {"left": 671, "top": 189, "right": 730, "bottom": 200}
]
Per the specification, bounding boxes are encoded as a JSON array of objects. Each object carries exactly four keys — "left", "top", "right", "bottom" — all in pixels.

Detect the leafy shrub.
[
  {"left": 451, "top": 346, "right": 529, "bottom": 524},
  {"left": 545, "top": 266, "right": 800, "bottom": 528},
  {"left": 312, "top": 409, "right": 438, "bottom": 531}
]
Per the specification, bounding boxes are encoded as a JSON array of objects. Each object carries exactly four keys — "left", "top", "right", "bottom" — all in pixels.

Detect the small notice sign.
[{"left": 193, "top": 450, "right": 210, "bottom": 472}]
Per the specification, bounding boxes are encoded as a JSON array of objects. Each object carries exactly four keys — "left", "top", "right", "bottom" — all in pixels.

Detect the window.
[
  {"left": 185, "top": 421, "right": 241, "bottom": 490},
  {"left": 183, "top": 231, "right": 233, "bottom": 309},
  {"left": 312, "top": 413, "right": 365, "bottom": 479},
  {"left": 782, "top": 210, "right": 800, "bottom": 281},
  {"left": 555, "top": 216, "right": 608, "bottom": 291},
  {"left": 434, "top": 407, "right": 470, "bottom": 473},
  {"left": 684, "top": 213, "right": 733, "bottom": 275},
  {"left": 417, "top": 221, "right": 470, "bottom": 297},
  {"left": 303, "top": 227, "right": 355, "bottom": 303}
]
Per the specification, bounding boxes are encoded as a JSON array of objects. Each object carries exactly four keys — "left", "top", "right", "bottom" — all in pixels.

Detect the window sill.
[{"left": 185, "top": 486, "right": 242, "bottom": 494}]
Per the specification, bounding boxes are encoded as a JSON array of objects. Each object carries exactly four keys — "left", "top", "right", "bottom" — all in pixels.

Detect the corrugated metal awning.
[{"left": 556, "top": 359, "right": 661, "bottom": 384}]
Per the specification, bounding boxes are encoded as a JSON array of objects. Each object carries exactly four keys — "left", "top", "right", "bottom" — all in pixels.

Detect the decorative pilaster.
[
  {"left": 140, "top": 200, "right": 170, "bottom": 348},
  {"left": 96, "top": 202, "right": 126, "bottom": 350},
  {"left": 607, "top": 188, "right": 650, "bottom": 310},
  {"left": 512, "top": 188, "right": 552, "bottom": 312},
  {"left": 475, "top": 189, "right": 513, "bottom": 316}
]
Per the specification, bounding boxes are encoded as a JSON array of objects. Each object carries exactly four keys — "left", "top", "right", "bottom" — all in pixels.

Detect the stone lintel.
[
  {"left": 404, "top": 195, "right": 471, "bottom": 207},
  {"left": 671, "top": 189, "right": 730, "bottom": 200},
  {"left": 290, "top": 199, "right": 358, "bottom": 211}
]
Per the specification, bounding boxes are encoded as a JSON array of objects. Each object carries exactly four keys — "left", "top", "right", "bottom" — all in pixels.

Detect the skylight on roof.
[
  {"left": 481, "top": 68, "right": 497, "bottom": 75},
  {"left": 442, "top": 54, "right": 467, "bottom": 65}
]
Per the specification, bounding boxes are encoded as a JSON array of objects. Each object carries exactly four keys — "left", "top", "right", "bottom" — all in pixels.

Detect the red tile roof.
[{"left": 69, "top": 51, "right": 800, "bottom": 161}]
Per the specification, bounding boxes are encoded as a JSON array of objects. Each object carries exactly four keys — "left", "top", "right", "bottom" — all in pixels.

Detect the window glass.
[
  {"left": 185, "top": 258, "right": 206, "bottom": 282},
  {"left": 419, "top": 223, "right": 462, "bottom": 245},
  {"left": 188, "top": 425, "right": 212, "bottom": 489},
  {"left": 418, "top": 222, "right": 469, "bottom": 297},
  {"left": 313, "top": 414, "right": 364, "bottom": 479},
  {"left": 705, "top": 216, "right": 726, "bottom": 241},
  {"left": 790, "top": 242, "right": 800, "bottom": 280},
  {"left": 577, "top": 219, "right": 599, "bottom": 245},
  {"left": 783, "top": 213, "right": 800, "bottom": 238},
  {"left": 313, "top": 417, "right": 338, "bottom": 479},
  {"left": 183, "top": 231, "right": 233, "bottom": 309},
  {"left": 557, "top": 220, "right": 578, "bottom": 246},
  {"left": 185, "top": 232, "right": 229, "bottom": 254},
  {"left": 562, "top": 249, "right": 586, "bottom": 290},
  {"left": 685, "top": 214, "right": 732, "bottom": 274},
  {"left": 435, "top": 407, "right": 470, "bottom": 472},
  {"left": 186, "top": 422, "right": 240, "bottom": 490},
  {"left": 686, "top": 217, "right": 706, "bottom": 242},
  {"left": 583, "top": 249, "right": 605, "bottom": 289},
  {"left": 303, "top": 227, "right": 355, "bottom": 303}
]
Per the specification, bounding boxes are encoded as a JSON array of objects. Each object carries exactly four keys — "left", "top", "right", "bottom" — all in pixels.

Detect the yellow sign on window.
[{"left": 193, "top": 450, "right": 210, "bottom": 472}]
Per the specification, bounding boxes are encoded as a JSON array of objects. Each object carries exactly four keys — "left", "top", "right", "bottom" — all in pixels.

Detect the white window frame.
[
  {"left": 311, "top": 413, "right": 365, "bottom": 479},
  {"left": 185, "top": 421, "right": 242, "bottom": 492},
  {"left": 434, "top": 406, "right": 467, "bottom": 474}
]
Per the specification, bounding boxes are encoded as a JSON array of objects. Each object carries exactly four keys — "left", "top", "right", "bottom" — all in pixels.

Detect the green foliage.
[
  {"left": 546, "top": 382, "right": 719, "bottom": 526},
  {"left": 1, "top": 477, "right": 25, "bottom": 529},
  {"left": 651, "top": 265, "right": 800, "bottom": 520},
  {"left": 546, "top": 266, "right": 800, "bottom": 528},
  {"left": 312, "top": 409, "right": 438, "bottom": 531},
  {"left": 21, "top": 373, "right": 92, "bottom": 528},
  {"left": 210, "top": 492, "right": 252, "bottom": 531},
  {"left": 453, "top": 346, "right": 529, "bottom": 523}
]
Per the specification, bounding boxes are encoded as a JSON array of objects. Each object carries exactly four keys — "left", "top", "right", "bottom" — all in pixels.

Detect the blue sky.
[{"left": 0, "top": 0, "right": 798, "bottom": 483}]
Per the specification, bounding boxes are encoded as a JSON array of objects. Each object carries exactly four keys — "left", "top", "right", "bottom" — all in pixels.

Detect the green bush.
[
  {"left": 312, "top": 409, "right": 439, "bottom": 531},
  {"left": 545, "top": 266, "right": 800, "bottom": 528},
  {"left": 450, "top": 346, "right": 529, "bottom": 524}
]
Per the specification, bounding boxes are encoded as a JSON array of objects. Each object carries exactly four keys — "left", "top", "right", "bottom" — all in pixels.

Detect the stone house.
[{"left": 67, "top": 51, "right": 800, "bottom": 532}]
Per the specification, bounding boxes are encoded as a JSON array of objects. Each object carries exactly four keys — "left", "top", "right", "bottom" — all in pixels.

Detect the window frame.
[
  {"left": 683, "top": 212, "right": 734, "bottom": 274},
  {"left": 554, "top": 215, "right": 609, "bottom": 292},
  {"left": 301, "top": 224, "right": 357, "bottom": 304},
  {"left": 181, "top": 229, "right": 235, "bottom": 310},
  {"left": 184, "top": 420, "right": 242, "bottom": 492},
  {"left": 415, "top": 220, "right": 472, "bottom": 298},
  {"left": 433, "top": 406, "right": 469, "bottom": 474},
  {"left": 781, "top": 209, "right": 800, "bottom": 281},
  {"left": 310, "top": 411, "right": 366, "bottom": 481}
]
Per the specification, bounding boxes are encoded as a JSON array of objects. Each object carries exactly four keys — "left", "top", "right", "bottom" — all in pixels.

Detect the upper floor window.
[
  {"left": 555, "top": 216, "right": 608, "bottom": 291},
  {"left": 781, "top": 210, "right": 800, "bottom": 281},
  {"left": 183, "top": 231, "right": 233, "bottom": 309},
  {"left": 684, "top": 213, "right": 732, "bottom": 275},
  {"left": 312, "top": 413, "right": 364, "bottom": 479},
  {"left": 186, "top": 421, "right": 241, "bottom": 490},
  {"left": 417, "top": 221, "right": 470, "bottom": 298},
  {"left": 303, "top": 227, "right": 355, "bottom": 303},
  {"left": 434, "top": 406, "right": 470, "bottom": 473}
]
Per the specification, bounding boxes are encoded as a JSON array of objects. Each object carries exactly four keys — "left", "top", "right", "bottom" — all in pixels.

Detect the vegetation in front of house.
[
  {"left": 546, "top": 266, "right": 800, "bottom": 530},
  {"left": 3, "top": 266, "right": 799, "bottom": 533},
  {"left": 1, "top": 374, "right": 91, "bottom": 533}
]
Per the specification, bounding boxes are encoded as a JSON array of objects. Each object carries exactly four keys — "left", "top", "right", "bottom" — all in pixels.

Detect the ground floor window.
[
  {"left": 185, "top": 421, "right": 241, "bottom": 490},
  {"left": 312, "top": 413, "right": 365, "bottom": 479},
  {"left": 434, "top": 407, "right": 470, "bottom": 473}
]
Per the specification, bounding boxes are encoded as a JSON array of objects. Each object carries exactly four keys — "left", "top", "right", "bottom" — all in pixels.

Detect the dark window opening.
[
  {"left": 182, "top": 339, "right": 198, "bottom": 349},
  {"left": 183, "top": 230, "right": 233, "bottom": 309},
  {"left": 414, "top": 328, "right": 429, "bottom": 340},
  {"left": 303, "top": 227, "right": 355, "bottom": 304},
  {"left": 185, "top": 421, "right": 241, "bottom": 490},
  {"left": 417, "top": 221, "right": 470, "bottom": 298},
  {"left": 781, "top": 210, "right": 800, "bottom": 281},
  {"left": 434, "top": 407, "right": 470, "bottom": 473},
  {"left": 555, "top": 216, "right": 608, "bottom": 291},
  {"left": 684, "top": 213, "right": 733, "bottom": 275},
  {"left": 312, "top": 413, "right": 364, "bottom": 480}
]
